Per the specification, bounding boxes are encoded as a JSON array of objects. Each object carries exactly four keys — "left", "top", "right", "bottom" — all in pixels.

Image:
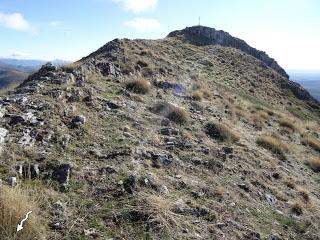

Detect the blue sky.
[{"left": 0, "top": 0, "right": 319, "bottom": 70}]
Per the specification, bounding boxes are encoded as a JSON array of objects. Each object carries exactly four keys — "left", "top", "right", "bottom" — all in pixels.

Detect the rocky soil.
[{"left": 0, "top": 26, "right": 319, "bottom": 240}]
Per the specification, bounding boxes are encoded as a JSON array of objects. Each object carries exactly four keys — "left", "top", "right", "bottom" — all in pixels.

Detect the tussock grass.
[
  {"left": 291, "top": 202, "right": 303, "bottom": 216},
  {"left": 301, "top": 137, "right": 320, "bottom": 152},
  {"left": 298, "top": 190, "right": 310, "bottom": 202},
  {"left": 166, "top": 106, "right": 189, "bottom": 124},
  {"left": 306, "top": 156, "right": 320, "bottom": 172},
  {"left": 128, "top": 194, "right": 179, "bottom": 236},
  {"left": 256, "top": 134, "right": 289, "bottom": 159},
  {"left": 151, "top": 102, "right": 188, "bottom": 124},
  {"left": 304, "top": 121, "right": 320, "bottom": 131},
  {"left": 126, "top": 78, "right": 150, "bottom": 94},
  {"left": 191, "top": 90, "right": 203, "bottom": 101},
  {"left": 279, "top": 118, "right": 296, "bottom": 132},
  {"left": 204, "top": 121, "right": 239, "bottom": 142},
  {"left": 191, "top": 82, "right": 211, "bottom": 99},
  {"left": 0, "top": 185, "right": 46, "bottom": 240}
]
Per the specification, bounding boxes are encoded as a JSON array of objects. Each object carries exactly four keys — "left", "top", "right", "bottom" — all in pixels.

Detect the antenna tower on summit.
[{"left": 198, "top": 16, "right": 201, "bottom": 26}]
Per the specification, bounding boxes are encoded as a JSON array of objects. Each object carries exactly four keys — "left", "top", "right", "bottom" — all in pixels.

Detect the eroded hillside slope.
[{"left": 0, "top": 26, "right": 319, "bottom": 240}]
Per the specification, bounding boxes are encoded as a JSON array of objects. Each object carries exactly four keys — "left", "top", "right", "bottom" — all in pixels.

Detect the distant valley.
[
  {"left": 0, "top": 58, "right": 69, "bottom": 89},
  {"left": 288, "top": 70, "right": 320, "bottom": 101}
]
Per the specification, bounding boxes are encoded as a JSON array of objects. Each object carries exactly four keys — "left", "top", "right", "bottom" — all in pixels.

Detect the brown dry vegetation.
[
  {"left": 301, "top": 137, "right": 320, "bottom": 152},
  {"left": 191, "top": 90, "right": 203, "bottom": 101},
  {"left": 256, "top": 134, "right": 289, "bottom": 159},
  {"left": 279, "top": 118, "right": 296, "bottom": 132},
  {"left": 204, "top": 121, "right": 239, "bottom": 142},
  {"left": 0, "top": 185, "right": 46, "bottom": 240},
  {"left": 126, "top": 78, "right": 151, "bottom": 94},
  {"left": 306, "top": 156, "right": 320, "bottom": 172}
]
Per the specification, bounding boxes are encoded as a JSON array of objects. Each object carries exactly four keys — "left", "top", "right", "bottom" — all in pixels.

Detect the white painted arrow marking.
[{"left": 17, "top": 211, "right": 32, "bottom": 232}]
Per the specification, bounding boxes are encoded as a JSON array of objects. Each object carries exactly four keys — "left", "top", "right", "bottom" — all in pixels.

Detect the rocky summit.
[{"left": 0, "top": 26, "right": 320, "bottom": 240}]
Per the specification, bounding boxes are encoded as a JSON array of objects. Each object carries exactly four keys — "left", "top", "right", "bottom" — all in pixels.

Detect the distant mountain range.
[
  {"left": 0, "top": 58, "right": 69, "bottom": 89},
  {"left": 288, "top": 70, "right": 320, "bottom": 101}
]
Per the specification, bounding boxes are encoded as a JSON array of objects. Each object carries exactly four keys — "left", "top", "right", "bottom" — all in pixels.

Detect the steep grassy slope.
[{"left": 0, "top": 27, "right": 319, "bottom": 239}]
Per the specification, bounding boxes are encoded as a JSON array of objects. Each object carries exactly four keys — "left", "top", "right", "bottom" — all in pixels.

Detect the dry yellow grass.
[
  {"left": 166, "top": 105, "right": 189, "bottom": 124},
  {"left": 191, "top": 82, "right": 211, "bottom": 99},
  {"left": 278, "top": 118, "right": 296, "bottom": 132},
  {"left": 128, "top": 194, "right": 179, "bottom": 236},
  {"left": 306, "top": 156, "right": 320, "bottom": 172},
  {"left": 151, "top": 102, "right": 189, "bottom": 124},
  {"left": 301, "top": 137, "right": 320, "bottom": 152},
  {"left": 0, "top": 185, "right": 46, "bottom": 240},
  {"left": 125, "top": 78, "right": 150, "bottom": 94},
  {"left": 256, "top": 135, "right": 289, "bottom": 159},
  {"left": 192, "top": 90, "right": 203, "bottom": 101},
  {"left": 204, "top": 121, "right": 239, "bottom": 142},
  {"left": 304, "top": 121, "right": 320, "bottom": 131},
  {"left": 291, "top": 202, "right": 303, "bottom": 215},
  {"left": 201, "top": 89, "right": 212, "bottom": 99}
]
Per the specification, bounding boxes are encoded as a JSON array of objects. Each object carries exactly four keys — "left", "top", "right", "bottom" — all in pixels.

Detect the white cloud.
[
  {"left": 0, "top": 12, "right": 34, "bottom": 32},
  {"left": 124, "top": 18, "right": 160, "bottom": 31},
  {"left": 49, "top": 21, "right": 64, "bottom": 27},
  {"left": 113, "top": 0, "right": 157, "bottom": 13},
  {"left": 9, "top": 51, "right": 30, "bottom": 59}
]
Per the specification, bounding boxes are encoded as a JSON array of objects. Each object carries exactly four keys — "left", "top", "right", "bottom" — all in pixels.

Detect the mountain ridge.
[
  {"left": 168, "top": 26, "right": 289, "bottom": 78},
  {"left": 0, "top": 26, "right": 320, "bottom": 239}
]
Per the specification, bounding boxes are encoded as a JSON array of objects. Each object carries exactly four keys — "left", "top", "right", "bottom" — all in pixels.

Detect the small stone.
[
  {"left": 123, "top": 132, "right": 134, "bottom": 138},
  {"left": 222, "top": 146, "right": 233, "bottom": 154},
  {"left": 16, "top": 161, "right": 24, "bottom": 176},
  {"left": 161, "top": 118, "right": 171, "bottom": 126},
  {"left": 160, "top": 185, "right": 169, "bottom": 195},
  {"left": 270, "top": 234, "right": 280, "bottom": 240},
  {"left": 8, "top": 177, "right": 17, "bottom": 187},
  {"left": 53, "top": 201, "right": 66, "bottom": 216},
  {"left": 84, "top": 228, "right": 99, "bottom": 237},
  {"left": 51, "top": 222, "right": 63, "bottom": 230},
  {"left": 71, "top": 115, "right": 86, "bottom": 129},
  {"left": 237, "top": 183, "right": 250, "bottom": 192},
  {"left": 53, "top": 164, "right": 72, "bottom": 187},
  {"left": 0, "top": 128, "right": 8, "bottom": 144},
  {"left": 123, "top": 175, "right": 137, "bottom": 194},
  {"left": 265, "top": 194, "right": 277, "bottom": 205}
]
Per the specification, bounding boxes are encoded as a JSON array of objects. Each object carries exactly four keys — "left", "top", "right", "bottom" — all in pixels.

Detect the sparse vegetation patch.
[
  {"left": 126, "top": 78, "right": 150, "bottom": 94},
  {"left": 204, "top": 121, "right": 239, "bottom": 142},
  {"left": 256, "top": 134, "right": 289, "bottom": 159},
  {"left": 301, "top": 137, "right": 320, "bottom": 152}
]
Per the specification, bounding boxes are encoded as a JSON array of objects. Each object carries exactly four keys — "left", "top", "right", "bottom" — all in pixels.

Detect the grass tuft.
[
  {"left": 204, "top": 121, "right": 239, "bottom": 142},
  {"left": 278, "top": 118, "right": 296, "bottom": 132},
  {"left": 256, "top": 135, "right": 289, "bottom": 159},
  {"left": 151, "top": 102, "right": 188, "bottom": 124},
  {"left": 306, "top": 156, "right": 320, "bottom": 172},
  {"left": 0, "top": 185, "right": 46, "bottom": 240},
  {"left": 191, "top": 90, "right": 203, "bottom": 101},
  {"left": 301, "top": 137, "right": 320, "bottom": 152},
  {"left": 126, "top": 78, "right": 150, "bottom": 94}
]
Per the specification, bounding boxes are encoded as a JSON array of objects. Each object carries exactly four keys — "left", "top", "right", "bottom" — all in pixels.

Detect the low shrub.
[
  {"left": 126, "top": 78, "right": 150, "bottom": 94},
  {"left": 204, "top": 121, "right": 239, "bottom": 142},
  {"left": 166, "top": 106, "right": 189, "bottom": 124}
]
